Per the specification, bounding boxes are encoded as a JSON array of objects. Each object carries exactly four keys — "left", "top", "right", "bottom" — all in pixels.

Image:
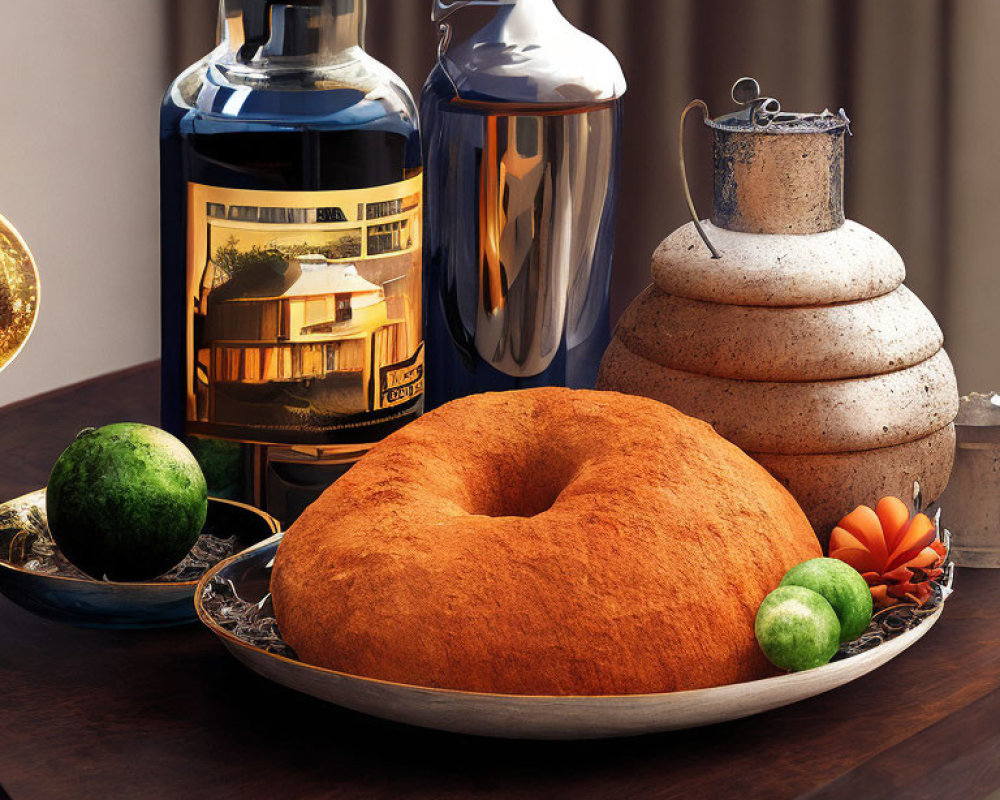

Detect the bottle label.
[{"left": 185, "top": 176, "right": 423, "bottom": 445}]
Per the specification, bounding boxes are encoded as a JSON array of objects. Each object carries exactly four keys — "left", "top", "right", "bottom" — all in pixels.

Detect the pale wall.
[
  {"left": 0, "top": 1, "right": 170, "bottom": 406},
  {"left": 1, "top": 1, "right": 996, "bottom": 410}
]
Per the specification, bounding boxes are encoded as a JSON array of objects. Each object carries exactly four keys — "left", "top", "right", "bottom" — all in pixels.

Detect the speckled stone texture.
[
  {"left": 608, "top": 114, "right": 959, "bottom": 539},
  {"left": 711, "top": 127, "right": 844, "bottom": 234},
  {"left": 616, "top": 284, "right": 942, "bottom": 381},
  {"left": 651, "top": 221, "right": 904, "bottom": 307},
  {"left": 271, "top": 388, "right": 821, "bottom": 696},
  {"left": 602, "top": 172, "right": 959, "bottom": 537},
  {"left": 937, "top": 394, "right": 1000, "bottom": 567},
  {"left": 752, "top": 424, "right": 956, "bottom": 548},
  {"left": 599, "top": 340, "right": 957, "bottom": 455}
]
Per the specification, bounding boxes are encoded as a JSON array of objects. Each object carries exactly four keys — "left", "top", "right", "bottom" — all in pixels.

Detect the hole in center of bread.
[{"left": 467, "top": 457, "right": 578, "bottom": 519}]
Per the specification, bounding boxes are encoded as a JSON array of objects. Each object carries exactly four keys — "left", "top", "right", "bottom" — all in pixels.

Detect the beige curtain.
[{"left": 168, "top": 0, "right": 1000, "bottom": 393}]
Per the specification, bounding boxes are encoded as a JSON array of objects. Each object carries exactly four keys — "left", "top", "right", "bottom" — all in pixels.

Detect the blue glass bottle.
[
  {"left": 161, "top": 0, "right": 423, "bottom": 522},
  {"left": 420, "top": 0, "right": 626, "bottom": 408}
]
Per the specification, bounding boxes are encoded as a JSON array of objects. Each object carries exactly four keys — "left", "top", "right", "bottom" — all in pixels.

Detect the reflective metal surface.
[
  {"left": 0, "top": 213, "right": 40, "bottom": 374},
  {"left": 435, "top": 0, "right": 625, "bottom": 105},
  {"left": 473, "top": 105, "right": 618, "bottom": 376},
  {"left": 422, "top": 0, "right": 625, "bottom": 396},
  {"left": 708, "top": 76, "right": 851, "bottom": 133},
  {"left": 432, "top": 0, "right": 511, "bottom": 24}
]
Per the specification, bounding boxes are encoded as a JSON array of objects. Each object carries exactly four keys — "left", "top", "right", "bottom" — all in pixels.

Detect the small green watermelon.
[
  {"left": 46, "top": 423, "right": 208, "bottom": 581},
  {"left": 755, "top": 585, "right": 841, "bottom": 672},
  {"left": 781, "top": 557, "right": 873, "bottom": 642}
]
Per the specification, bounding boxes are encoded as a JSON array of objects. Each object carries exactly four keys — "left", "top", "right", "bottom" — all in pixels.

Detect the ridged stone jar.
[{"left": 598, "top": 90, "right": 959, "bottom": 545}]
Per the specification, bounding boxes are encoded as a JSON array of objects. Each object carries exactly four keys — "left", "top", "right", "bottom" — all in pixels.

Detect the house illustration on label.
[{"left": 200, "top": 254, "right": 412, "bottom": 427}]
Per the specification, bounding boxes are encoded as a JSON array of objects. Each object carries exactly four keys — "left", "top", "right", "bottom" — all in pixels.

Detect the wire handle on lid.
[
  {"left": 678, "top": 77, "right": 786, "bottom": 259},
  {"left": 678, "top": 99, "right": 721, "bottom": 259}
]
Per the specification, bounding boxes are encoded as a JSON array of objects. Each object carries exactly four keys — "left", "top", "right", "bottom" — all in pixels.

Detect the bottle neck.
[
  {"left": 492, "top": 0, "right": 562, "bottom": 36},
  {"left": 220, "top": 0, "right": 365, "bottom": 64}
]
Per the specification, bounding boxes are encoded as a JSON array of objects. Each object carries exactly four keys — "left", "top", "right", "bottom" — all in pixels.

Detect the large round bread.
[{"left": 271, "top": 388, "right": 822, "bottom": 696}]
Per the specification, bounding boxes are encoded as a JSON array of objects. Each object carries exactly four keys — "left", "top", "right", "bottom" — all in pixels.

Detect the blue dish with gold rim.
[{"left": 0, "top": 489, "right": 279, "bottom": 628}]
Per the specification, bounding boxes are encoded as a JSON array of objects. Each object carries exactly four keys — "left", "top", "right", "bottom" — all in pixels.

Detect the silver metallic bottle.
[{"left": 420, "top": 0, "right": 626, "bottom": 407}]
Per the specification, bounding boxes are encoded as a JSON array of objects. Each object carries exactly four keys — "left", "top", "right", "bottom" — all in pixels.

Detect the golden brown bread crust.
[{"left": 271, "top": 388, "right": 821, "bottom": 695}]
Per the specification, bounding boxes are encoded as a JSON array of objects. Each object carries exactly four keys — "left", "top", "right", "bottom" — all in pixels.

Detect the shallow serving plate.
[
  {"left": 196, "top": 534, "right": 946, "bottom": 740},
  {"left": 0, "top": 489, "right": 280, "bottom": 629}
]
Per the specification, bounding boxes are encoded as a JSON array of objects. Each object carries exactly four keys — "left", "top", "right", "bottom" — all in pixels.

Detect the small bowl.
[{"left": 0, "top": 489, "right": 279, "bottom": 628}]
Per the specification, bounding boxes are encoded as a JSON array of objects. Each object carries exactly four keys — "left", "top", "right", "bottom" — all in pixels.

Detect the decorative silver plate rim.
[
  {"left": 0, "top": 489, "right": 280, "bottom": 590},
  {"left": 196, "top": 534, "right": 946, "bottom": 739}
]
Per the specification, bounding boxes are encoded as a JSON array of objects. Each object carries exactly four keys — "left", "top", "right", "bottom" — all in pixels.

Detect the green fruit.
[
  {"left": 46, "top": 423, "right": 208, "bottom": 581},
  {"left": 755, "top": 585, "right": 841, "bottom": 672},
  {"left": 186, "top": 436, "right": 242, "bottom": 498},
  {"left": 781, "top": 557, "right": 873, "bottom": 642}
]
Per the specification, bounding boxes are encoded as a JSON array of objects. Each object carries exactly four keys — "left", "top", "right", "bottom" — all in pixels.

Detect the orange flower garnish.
[{"left": 830, "top": 496, "right": 946, "bottom": 608}]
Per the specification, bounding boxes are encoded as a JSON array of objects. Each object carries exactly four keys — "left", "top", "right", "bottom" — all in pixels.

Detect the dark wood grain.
[{"left": 0, "top": 365, "right": 998, "bottom": 800}]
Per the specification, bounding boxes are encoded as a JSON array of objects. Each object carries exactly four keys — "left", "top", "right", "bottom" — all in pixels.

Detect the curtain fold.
[{"left": 167, "top": 0, "right": 996, "bottom": 391}]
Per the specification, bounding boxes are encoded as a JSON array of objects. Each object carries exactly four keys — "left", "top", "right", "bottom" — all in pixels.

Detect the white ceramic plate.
[{"left": 196, "top": 535, "right": 944, "bottom": 740}]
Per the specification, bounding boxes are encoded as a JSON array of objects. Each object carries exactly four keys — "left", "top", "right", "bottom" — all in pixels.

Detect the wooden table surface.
[{"left": 2, "top": 363, "right": 999, "bottom": 800}]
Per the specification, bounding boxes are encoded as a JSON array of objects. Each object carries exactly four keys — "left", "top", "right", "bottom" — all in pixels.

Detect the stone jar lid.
[
  {"left": 615, "top": 284, "right": 943, "bottom": 382},
  {"left": 597, "top": 340, "right": 958, "bottom": 454},
  {"left": 652, "top": 220, "right": 904, "bottom": 307}
]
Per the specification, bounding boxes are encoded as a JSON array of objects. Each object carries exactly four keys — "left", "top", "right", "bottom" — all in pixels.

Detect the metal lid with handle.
[{"left": 680, "top": 77, "right": 852, "bottom": 257}]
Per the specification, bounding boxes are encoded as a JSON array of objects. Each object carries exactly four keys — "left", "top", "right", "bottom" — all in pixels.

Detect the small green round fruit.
[
  {"left": 781, "top": 557, "right": 873, "bottom": 642},
  {"left": 755, "top": 585, "right": 841, "bottom": 672},
  {"left": 185, "top": 436, "right": 242, "bottom": 498},
  {"left": 46, "top": 423, "right": 208, "bottom": 581}
]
